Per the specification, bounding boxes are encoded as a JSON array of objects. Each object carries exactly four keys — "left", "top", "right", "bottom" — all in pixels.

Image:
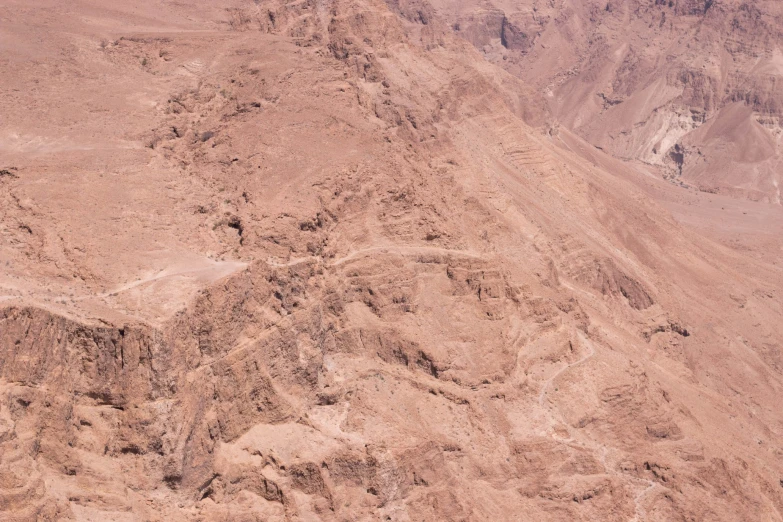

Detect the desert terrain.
[{"left": 0, "top": 0, "right": 782, "bottom": 520}]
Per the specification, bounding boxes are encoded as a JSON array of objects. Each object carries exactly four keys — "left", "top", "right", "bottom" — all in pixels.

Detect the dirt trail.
[
  {"left": 538, "top": 330, "right": 596, "bottom": 408},
  {"left": 536, "top": 331, "right": 659, "bottom": 520},
  {"left": 330, "top": 245, "right": 484, "bottom": 266},
  {"left": 98, "top": 259, "right": 248, "bottom": 298},
  {"left": 632, "top": 481, "right": 659, "bottom": 522}
]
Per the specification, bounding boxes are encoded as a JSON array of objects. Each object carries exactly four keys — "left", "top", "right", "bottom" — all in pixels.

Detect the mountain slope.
[
  {"left": 0, "top": 0, "right": 782, "bottom": 521},
  {"left": 432, "top": 0, "right": 783, "bottom": 201}
]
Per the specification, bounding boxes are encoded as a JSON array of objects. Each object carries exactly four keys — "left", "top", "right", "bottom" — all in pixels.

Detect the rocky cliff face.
[{"left": 1, "top": 0, "right": 782, "bottom": 521}]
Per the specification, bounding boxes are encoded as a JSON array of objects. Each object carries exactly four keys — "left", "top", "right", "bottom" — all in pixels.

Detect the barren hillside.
[
  {"left": 434, "top": 0, "right": 783, "bottom": 201},
  {"left": 0, "top": 1, "right": 782, "bottom": 521}
]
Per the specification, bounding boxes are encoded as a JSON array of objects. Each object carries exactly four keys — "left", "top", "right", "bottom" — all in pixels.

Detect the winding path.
[
  {"left": 538, "top": 330, "right": 596, "bottom": 408},
  {"left": 536, "top": 330, "right": 660, "bottom": 520}
]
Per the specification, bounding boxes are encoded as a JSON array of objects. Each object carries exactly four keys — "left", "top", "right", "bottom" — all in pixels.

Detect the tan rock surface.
[{"left": 0, "top": 0, "right": 782, "bottom": 520}]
